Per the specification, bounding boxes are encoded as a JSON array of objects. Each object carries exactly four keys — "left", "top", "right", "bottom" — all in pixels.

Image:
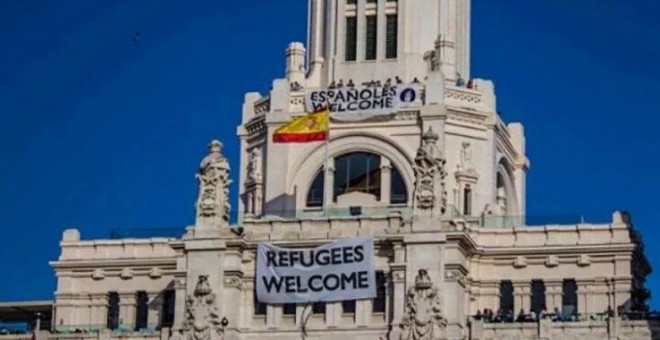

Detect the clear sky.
[{"left": 1, "top": 0, "right": 659, "bottom": 308}]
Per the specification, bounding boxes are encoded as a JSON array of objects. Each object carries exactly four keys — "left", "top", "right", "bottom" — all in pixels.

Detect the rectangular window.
[
  {"left": 312, "top": 302, "right": 326, "bottom": 315},
  {"left": 499, "top": 281, "right": 514, "bottom": 312},
  {"left": 347, "top": 0, "right": 357, "bottom": 4},
  {"left": 531, "top": 280, "right": 546, "bottom": 314},
  {"left": 161, "top": 290, "right": 175, "bottom": 328},
  {"left": 463, "top": 187, "right": 472, "bottom": 216},
  {"left": 107, "top": 292, "right": 120, "bottom": 330},
  {"left": 345, "top": 17, "right": 358, "bottom": 61},
  {"left": 365, "top": 16, "right": 378, "bottom": 60},
  {"left": 367, "top": 0, "right": 377, "bottom": 3},
  {"left": 135, "top": 291, "right": 149, "bottom": 331},
  {"left": 562, "top": 279, "right": 578, "bottom": 317},
  {"left": 283, "top": 304, "right": 296, "bottom": 315},
  {"left": 254, "top": 291, "right": 267, "bottom": 316},
  {"left": 342, "top": 300, "right": 356, "bottom": 314},
  {"left": 385, "top": 14, "right": 398, "bottom": 59},
  {"left": 373, "top": 271, "right": 387, "bottom": 313}
]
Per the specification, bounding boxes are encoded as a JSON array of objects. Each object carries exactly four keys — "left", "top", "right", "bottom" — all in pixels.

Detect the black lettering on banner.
[
  {"left": 340, "top": 272, "right": 357, "bottom": 289},
  {"left": 301, "top": 251, "right": 314, "bottom": 267},
  {"left": 347, "top": 90, "right": 359, "bottom": 102},
  {"left": 347, "top": 102, "right": 358, "bottom": 111},
  {"left": 289, "top": 251, "right": 300, "bottom": 266},
  {"left": 279, "top": 251, "right": 289, "bottom": 267},
  {"left": 359, "top": 101, "right": 371, "bottom": 110},
  {"left": 309, "top": 275, "right": 323, "bottom": 292},
  {"left": 335, "top": 91, "right": 346, "bottom": 102},
  {"left": 285, "top": 276, "right": 296, "bottom": 293},
  {"left": 354, "top": 245, "right": 364, "bottom": 262},
  {"left": 385, "top": 97, "right": 393, "bottom": 108},
  {"left": 360, "top": 89, "right": 372, "bottom": 100},
  {"left": 342, "top": 246, "right": 354, "bottom": 263},
  {"left": 331, "top": 247, "right": 342, "bottom": 264},
  {"left": 324, "top": 274, "right": 340, "bottom": 291},
  {"left": 316, "top": 249, "right": 330, "bottom": 265},
  {"left": 263, "top": 276, "right": 284, "bottom": 293},
  {"left": 266, "top": 251, "right": 277, "bottom": 267},
  {"left": 357, "top": 271, "right": 369, "bottom": 288},
  {"left": 311, "top": 92, "right": 319, "bottom": 102},
  {"left": 296, "top": 276, "right": 309, "bottom": 293}
]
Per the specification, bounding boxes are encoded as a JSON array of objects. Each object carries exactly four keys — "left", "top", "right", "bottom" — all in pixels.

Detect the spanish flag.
[{"left": 273, "top": 109, "right": 329, "bottom": 143}]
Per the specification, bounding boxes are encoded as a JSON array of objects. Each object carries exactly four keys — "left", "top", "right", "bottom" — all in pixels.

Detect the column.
[
  {"left": 173, "top": 278, "right": 186, "bottom": 330},
  {"left": 323, "top": 159, "right": 336, "bottom": 209},
  {"left": 513, "top": 282, "right": 531, "bottom": 313},
  {"left": 576, "top": 280, "right": 590, "bottom": 315},
  {"left": 148, "top": 292, "right": 163, "bottom": 330},
  {"left": 118, "top": 292, "right": 137, "bottom": 331},
  {"left": 545, "top": 281, "right": 563, "bottom": 311},
  {"left": 380, "top": 159, "right": 392, "bottom": 204},
  {"left": 91, "top": 294, "right": 109, "bottom": 330}
]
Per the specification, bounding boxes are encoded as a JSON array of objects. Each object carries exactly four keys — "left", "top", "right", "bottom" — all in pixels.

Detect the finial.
[{"left": 423, "top": 127, "right": 439, "bottom": 142}]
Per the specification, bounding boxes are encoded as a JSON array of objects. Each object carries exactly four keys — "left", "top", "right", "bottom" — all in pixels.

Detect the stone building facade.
[{"left": 47, "top": 0, "right": 656, "bottom": 339}]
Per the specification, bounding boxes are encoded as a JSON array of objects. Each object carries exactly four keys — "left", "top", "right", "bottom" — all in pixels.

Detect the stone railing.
[
  {"left": 254, "top": 96, "right": 271, "bottom": 115},
  {"left": 445, "top": 86, "right": 484, "bottom": 109},
  {"left": 468, "top": 317, "right": 660, "bottom": 340},
  {"left": 58, "top": 234, "right": 177, "bottom": 261}
]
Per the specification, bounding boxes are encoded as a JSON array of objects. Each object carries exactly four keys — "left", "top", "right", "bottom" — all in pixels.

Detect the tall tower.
[
  {"left": 238, "top": 0, "right": 527, "bottom": 222},
  {"left": 306, "top": 0, "right": 471, "bottom": 87}
]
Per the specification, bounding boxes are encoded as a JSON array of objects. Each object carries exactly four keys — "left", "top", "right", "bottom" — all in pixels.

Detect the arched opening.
[{"left": 304, "top": 152, "right": 409, "bottom": 207}]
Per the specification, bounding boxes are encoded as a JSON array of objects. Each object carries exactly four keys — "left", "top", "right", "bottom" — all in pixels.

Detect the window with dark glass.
[
  {"left": 347, "top": 0, "right": 357, "bottom": 4},
  {"left": 254, "top": 291, "right": 267, "bottom": 316},
  {"left": 367, "top": 0, "right": 377, "bottom": 3},
  {"left": 345, "top": 17, "right": 358, "bottom": 61},
  {"left": 312, "top": 302, "right": 326, "bottom": 315},
  {"left": 333, "top": 152, "right": 381, "bottom": 201},
  {"left": 562, "top": 279, "right": 577, "bottom": 317},
  {"left": 499, "top": 281, "right": 514, "bottom": 312},
  {"left": 373, "top": 271, "right": 387, "bottom": 313},
  {"left": 342, "top": 300, "right": 356, "bottom": 314},
  {"left": 307, "top": 170, "right": 324, "bottom": 207},
  {"left": 365, "top": 16, "right": 378, "bottom": 60},
  {"left": 531, "top": 280, "right": 546, "bottom": 314},
  {"left": 463, "top": 186, "right": 472, "bottom": 216},
  {"left": 107, "top": 292, "right": 120, "bottom": 330},
  {"left": 283, "top": 304, "right": 296, "bottom": 315},
  {"left": 386, "top": 14, "right": 398, "bottom": 59},
  {"left": 135, "top": 291, "right": 149, "bottom": 331},
  {"left": 390, "top": 168, "right": 407, "bottom": 204},
  {"left": 161, "top": 290, "right": 175, "bottom": 328}
]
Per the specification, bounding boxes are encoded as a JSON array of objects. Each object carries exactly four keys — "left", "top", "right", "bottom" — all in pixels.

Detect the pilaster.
[{"left": 118, "top": 292, "right": 137, "bottom": 331}]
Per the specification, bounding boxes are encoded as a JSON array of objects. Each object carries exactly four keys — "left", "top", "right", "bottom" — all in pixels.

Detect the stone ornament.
[
  {"left": 413, "top": 128, "right": 447, "bottom": 216},
  {"left": 401, "top": 270, "right": 447, "bottom": 340},
  {"left": 196, "top": 140, "right": 232, "bottom": 224},
  {"left": 173, "top": 275, "right": 228, "bottom": 340},
  {"left": 459, "top": 142, "right": 473, "bottom": 172},
  {"left": 247, "top": 147, "right": 262, "bottom": 182}
]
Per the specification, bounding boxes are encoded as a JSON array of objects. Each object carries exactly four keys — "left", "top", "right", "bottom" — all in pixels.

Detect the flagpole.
[{"left": 323, "top": 106, "right": 330, "bottom": 218}]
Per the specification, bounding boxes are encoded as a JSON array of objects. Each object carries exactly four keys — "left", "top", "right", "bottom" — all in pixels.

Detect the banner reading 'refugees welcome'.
[
  {"left": 305, "top": 85, "right": 421, "bottom": 121},
  {"left": 256, "top": 238, "right": 376, "bottom": 304}
]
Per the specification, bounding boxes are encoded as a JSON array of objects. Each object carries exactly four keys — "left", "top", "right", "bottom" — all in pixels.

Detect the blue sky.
[{"left": 1, "top": 0, "right": 659, "bottom": 308}]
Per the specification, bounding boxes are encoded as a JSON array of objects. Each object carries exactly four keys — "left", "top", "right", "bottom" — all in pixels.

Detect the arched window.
[
  {"left": 463, "top": 186, "right": 472, "bottom": 216},
  {"left": 334, "top": 152, "right": 382, "bottom": 201},
  {"left": 304, "top": 152, "right": 409, "bottom": 207},
  {"left": 390, "top": 169, "right": 407, "bottom": 205},
  {"left": 306, "top": 170, "right": 325, "bottom": 208}
]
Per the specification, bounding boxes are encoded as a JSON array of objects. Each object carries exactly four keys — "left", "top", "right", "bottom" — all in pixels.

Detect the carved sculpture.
[
  {"left": 196, "top": 140, "right": 232, "bottom": 224},
  {"left": 174, "top": 276, "right": 228, "bottom": 340},
  {"left": 247, "top": 147, "right": 262, "bottom": 182},
  {"left": 459, "top": 142, "right": 473, "bottom": 171},
  {"left": 413, "top": 128, "right": 447, "bottom": 215},
  {"left": 401, "top": 270, "right": 447, "bottom": 340}
]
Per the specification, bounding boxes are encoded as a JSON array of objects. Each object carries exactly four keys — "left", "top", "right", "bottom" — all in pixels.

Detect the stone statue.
[
  {"left": 459, "top": 142, "right": 473, "bottom": 171},
  {"left": 247, "top": 147, "right": 262, "bottom": 182},
  {"left": 175, "top": 276, "right": 228, "bottom": 340},
  {"left": 413, "top": 128, "right": 447, "bottom": 215},
  {"left": 401, "top": 270, "right": 447, "bottom": 340},
  {"left": 196, "top": 140, "right": 232, "bottom": 224}
]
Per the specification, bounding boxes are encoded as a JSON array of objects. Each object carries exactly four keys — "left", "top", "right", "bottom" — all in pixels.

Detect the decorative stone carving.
[
  {"left": 174, "top": 275, "right": 228, "bottom": 340},
  {"left": 247, "top": 147, "right": 262, "bottom": 182},
  {"left": 120, "top": 268, "right": 133, "bottom": 280},
  {"left": 413, "top": 128, "right": 447, "bottom": 217},
  {"left": 459, "top": 142, "right": 473, "bottom": 171},
  {"left": 401, "top": 270, "right": 447, "bottom": 340},
  {"left": 196, "top": 140, "right": 232, "bottom": 225},
  {"left": 92, "top": 269, "right": 105, "bottom": 280}
]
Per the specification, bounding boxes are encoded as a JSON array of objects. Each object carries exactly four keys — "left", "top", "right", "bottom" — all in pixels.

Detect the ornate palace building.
[{"left": 4, "top": 0, "right": 657, "bottom": 339}]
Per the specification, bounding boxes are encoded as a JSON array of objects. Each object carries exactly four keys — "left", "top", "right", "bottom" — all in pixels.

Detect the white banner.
[
  {"left": 256, "top": 238, "right": 376, "bottom": 304},
  {"left": 305, "top": 84, "right": 421, "bottom": 121}
]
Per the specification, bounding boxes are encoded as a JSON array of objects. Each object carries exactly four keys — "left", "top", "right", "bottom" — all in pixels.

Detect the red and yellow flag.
[{"left": 273, "top": 109, "right": 329, "bottom": 143}]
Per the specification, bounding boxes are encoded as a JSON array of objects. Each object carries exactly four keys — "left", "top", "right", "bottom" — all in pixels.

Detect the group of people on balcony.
[
  {"left": 474, "top": 307, "right": 576, "bottom": 323},
  {"left": 325, "top": 76, "right": 422, "bottom": 90}
]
